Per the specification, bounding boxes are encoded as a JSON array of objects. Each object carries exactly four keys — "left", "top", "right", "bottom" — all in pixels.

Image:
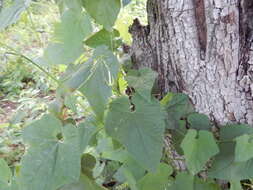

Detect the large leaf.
[
  {"left": 82, "top": 0, "right": 121, "bottom": 30},
  {"left": 181, "top": 129, "right": 219, "bottom": 174},
  {"left": 161, "top": 93, "right": 194, "bottom": 129},
  {"left": 208, "top": 142, "right": 253, "bottom": 180},
  {"left": 235, "top": 134, "right": 253, "bottom": 162},
  {"left": 137, "top": 163, "right": 173, "bottom": 190},
  {"left": 66, "top": 46, "right": 119, "bottom": 120},
  {"left": 40, "top": 9, "right": 92, "bottom": 65},
  {"left": 20, "top": 115, "right": 81, "bottom": 190},
  {"left": 126, "top": 68, "right": 158, "bottom": 101},
  {"left": 0, "top": 0, "right": 30, "bottom": 31},
  {"left": 105, "top": 94, "right": 166, "bottom": 172}
]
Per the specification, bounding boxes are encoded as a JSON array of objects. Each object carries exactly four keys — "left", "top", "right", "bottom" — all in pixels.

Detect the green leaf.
[
  {"left": 208, "top": 142, "right": 253, "bottom": 180},
  {"left": 220, "top": 124, "right": 253, "bottom": 141},
  {"left": 167, "top": 172, "right": 220, "bottom": 190},
  {"left": 114, "top": 157, "right": 146, "bottom": 183},
  {"left": 66, "top": 46, "right": 119, "bottom": 120},
  {"left": 235, "top": 134, "right": 253, "bottom": 162},
  {"left": 0, "top": 159, "right": 11, "bottom": 188},
  {"left": 167, "top": 172, "right": 194, "bottom": 190},
  {"left": 230, "top": 181, "right": 243, "bottom": 190},
  {"left": 162, "top": 93, "right": 194, "bottom": 129},
  {"left": 187, "top": 113, "right": 212, "bottom": 130},
  {"left": 181, "top": 129, "right": 219, "bottom": 174},
  {"left": 78, "top": 121, "right": 98, "bottom": 153},
  {"left": 59, "top": 174, "right": 106, "bottom": 190},
  {"left": 64, "top": 94, "right": 77, "bottom": 113},
  {"left": 137, "top": 163, "right": 173, "bottom": 190},
  {"left": 40, "top": 9, "right": 92, "bottom": 65},
  {"left": 82, "top": 0, "right": 121, "bottom": 30},
  {"left": 85, "top": 28, "right": 121, "bottom": 49},
  {"left": 126, "top": 68, "right": 158, "bottom": 101},
  {"left": 20, "top": 114, "right": 81, "bottom": 190},
  {"left": 0, "top": 0, "right": 30, "bottom": 31},
  {"left": 122, "top": 0, "right": 131, "bottom": 6},
  {"left": 81, "top": 154, "right": 96, "bottom": 178},
  {"left": 105, "top": 94, "right": 166, "bottom": 172}
]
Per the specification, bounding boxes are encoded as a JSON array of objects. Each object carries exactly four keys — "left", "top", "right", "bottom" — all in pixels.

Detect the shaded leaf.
[
  {"left": 126, "top": 68, "right": 158, "bottom": 101},
  {"left": 220, "top": 124, "right": 253, "bottom": 141},
  {"left": 162, "top": 93, "right": 194, "bottom": 129},
  {"left": 187, "top": 113, "right": 212, "bottom": 130}
]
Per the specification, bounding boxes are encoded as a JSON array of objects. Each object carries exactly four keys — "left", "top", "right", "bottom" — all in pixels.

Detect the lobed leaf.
[
  {"left": 105, "top": 94, "right": 166, "bottom": 172},
  {"left": 181, "top": 129, "right": 219, "bottom": 174}
]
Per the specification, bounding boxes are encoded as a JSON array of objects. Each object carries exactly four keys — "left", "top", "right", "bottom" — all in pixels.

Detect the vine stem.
[{"left": 0, "top": 42, "right": 60, "bottom": 85}]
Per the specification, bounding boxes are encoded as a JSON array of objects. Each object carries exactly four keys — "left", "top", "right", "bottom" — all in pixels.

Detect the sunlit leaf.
[
  {"left": 181, "top": 129, "right": 219, "bottom": 174},
  {"left": 20, "top": 114, "right": 81, "bottom": 190},
  {"left": 82, "top": 0, "right": 121, "bottom": 30}
]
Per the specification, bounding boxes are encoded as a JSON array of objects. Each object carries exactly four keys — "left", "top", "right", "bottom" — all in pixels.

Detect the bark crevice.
[{"left": 130, "top": 0, "right": 253, "bottom": 126}]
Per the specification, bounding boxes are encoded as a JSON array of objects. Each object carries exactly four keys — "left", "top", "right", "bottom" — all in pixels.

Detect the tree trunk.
[{"left": 130, "top": 0, "right": 253, "bottom": 126}]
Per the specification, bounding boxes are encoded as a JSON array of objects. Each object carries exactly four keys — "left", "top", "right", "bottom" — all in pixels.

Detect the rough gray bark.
[{"left": 130, "top": 0, "right": 253, "bottom": 126}]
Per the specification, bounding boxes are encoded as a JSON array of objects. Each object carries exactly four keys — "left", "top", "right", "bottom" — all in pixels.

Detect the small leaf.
[
  {"left": 235, "top": 134, "right": 253, "bottom": 162},
  {"left": 20, "top": 115, "right": 81, "bottom": 190},
  {"left": 105, "top": 94, "right": 166, "bottom": 172},
  {"left": 181, "top": 129, "right": 219, "bottom": 174},
  {"left": 187, "top": 113, "right": 212, "bottom": 130},
  {"left": 126, "top": 68, "right": 158, "bottom": 101},
  {"left": 162, "top": 93, "right": 194, "bottom": 129},
  {"left": 137, "top": 163, "right": 173, "bottom": 190},
  {"left": 82, "top": 0, "right": 121, "bottom": 30}
]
